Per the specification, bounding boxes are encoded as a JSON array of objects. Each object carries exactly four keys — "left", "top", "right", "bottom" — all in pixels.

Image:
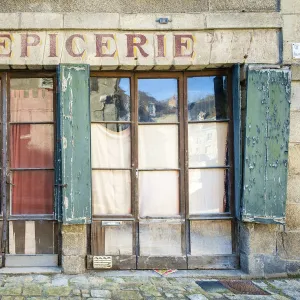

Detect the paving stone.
[
  {"left": 44, "top": 286, "right": 72, "bottom": 296},
  {"left": 187, "top": 294, "right": 209, "bottom": 300},
  {"left": 0, "top": 287, "right": 23, "bottom": 296},
  {"left": 120, "top": 283, "right": 140, "bottom": 291},
  {"left": 23, "top": 284, "right": 42, "bottom": 296},
  {"left": 113, "top": 290, "right": 143, "bottom": 300},
  {"left": 89, "top": 276, "right": 106, "bottom": 285},
  {"left": 72, "top": 289, "right": 81, "bottom": 295},
  {"left": 60, "top": 297, "right": 82, "bottom": 300},
  {"left": 139, "top": 284, "right": 162, "bottom": 296},
  {"left": 70, "top": 275, "right": 90, "bottom": 285},
  {"left": 52, "top": 277, "right": 69, "bottom": 286},
  {"left": 27, "top": 298, "right": 59, "bottom": 300},
  {"left": 91, "top": 290, "right": 111, "bottom": 298},
  {"left": 33, "top": 275, "right": 51, "bottom": 283}
]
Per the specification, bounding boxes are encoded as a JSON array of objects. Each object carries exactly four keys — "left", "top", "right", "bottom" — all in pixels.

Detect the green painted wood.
[
  {"left": 232, "top": 64, "right": 242, "bottom": 220},
  {"left": 55, "top": 67, "right": 62, "bottom": 222},
  {"left": 242, "top": 68, "right": 291, "bottom": 224},
  {"left": 58, "top": 64, "right": 91, "bottom": 224}
]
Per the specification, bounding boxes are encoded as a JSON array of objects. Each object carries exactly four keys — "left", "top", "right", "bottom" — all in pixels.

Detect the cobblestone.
[{"left": 0, "top": 274, "right": 296, "bottom": 299}]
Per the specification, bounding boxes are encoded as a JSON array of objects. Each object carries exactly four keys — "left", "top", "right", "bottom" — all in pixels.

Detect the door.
[
  {"left": 89, "top": 71, "right": 237, "bottom": 270},
  {"left": 1, "top": 73, "right": 59, "bottom": 267}
]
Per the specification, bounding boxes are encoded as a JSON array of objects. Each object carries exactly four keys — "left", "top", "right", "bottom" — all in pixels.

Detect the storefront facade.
[{"left": 0, "top": 0, "right": 299, "bottom": 276}]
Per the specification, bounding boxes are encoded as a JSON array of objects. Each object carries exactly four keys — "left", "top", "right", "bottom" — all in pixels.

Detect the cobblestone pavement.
[{"left": 0, "top": 273, "right": 299, "bottom": 300}]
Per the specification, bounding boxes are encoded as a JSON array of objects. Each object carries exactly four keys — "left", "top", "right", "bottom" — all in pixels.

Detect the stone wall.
[{"left": 1, "top": 0, "right": 278, "bottom": 13}]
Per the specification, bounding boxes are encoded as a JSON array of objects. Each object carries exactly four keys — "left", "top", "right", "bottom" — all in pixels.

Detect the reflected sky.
[
  {"left": 119, "top": 77, "right": 224, "bottom": 102},
  {"left": 187, "top": 77, "right": 216, "bottom": 103},
  {"left": 118, "top": 78, "right": 130, "bottom": 96}
]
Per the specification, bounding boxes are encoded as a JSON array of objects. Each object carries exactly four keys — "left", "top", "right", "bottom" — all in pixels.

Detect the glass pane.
[
  {"left": 11, "top": 170, "right": 54, "bottom": 215},
  {"left": 10, "top": 124, "right": 54, "bottom": 168},
  {"left": 139, "top": 221, "right": 182, "bottom": 256},
  {"left": 190, "top": 220, "right": 232, "bottom": 255},
  {"left": 138, "top": 78, "right": 178, "bottom": 122},
  {"left": 139, "top": 171, "right": 179, "bottom": 217},
  {"left": 92, "top": 170, "right": 131, "bottom": 215},
  {"left": 90, "top": 77, "right": 130, "bottom": 122},
  {"left": 138, "top": 125, "right": 178, "bottom": 169},
  {"left": 91, "top": 123, "right": 131, "bottom": 168},
  {"left": 188, "top": 123, "right": 228, "bottom": 167},
  {"left": 187, "top": 76, "right": 227, "bottom": 121},
  {"left": 10, "top": 78, "right": 54, "bottom": 122},
  {"left": 104, "top": 222, "right": 133, "bottom": 255},
  {"left": 189, "top": 169, "right": 229, "bottom": 214}
]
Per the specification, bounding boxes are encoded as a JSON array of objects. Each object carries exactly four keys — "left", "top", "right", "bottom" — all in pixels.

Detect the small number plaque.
[{"left": 93, "top": 256, "right": 112, "bottom": 269}]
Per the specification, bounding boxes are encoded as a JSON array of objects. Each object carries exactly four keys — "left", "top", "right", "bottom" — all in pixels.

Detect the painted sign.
[
  {"left": 0, "top": 30, "right": 279, "bottom": 66},
  {"left": 292, "top": 43, "right": 300, "bottom": 59}
]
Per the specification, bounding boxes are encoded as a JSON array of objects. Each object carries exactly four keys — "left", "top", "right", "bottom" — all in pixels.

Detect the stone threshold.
[{"left": 0, "top": 267, "right": 62, "bottom": 274}]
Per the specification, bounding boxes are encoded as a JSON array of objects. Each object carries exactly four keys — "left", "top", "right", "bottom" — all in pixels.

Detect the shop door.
[
  {"left": 1, "top": 74, "right": 58, "bottom": 268},
  {"left": 89, "top": 72, "right": 237, "bottom": 270}
]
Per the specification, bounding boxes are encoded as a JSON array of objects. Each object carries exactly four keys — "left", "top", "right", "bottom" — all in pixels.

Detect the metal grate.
[
  {"left": 220, "top": 280, "right": 270, "bottom": 295},
  {"left": 196, "top": 280, "right": 270, "bottom": 295}
]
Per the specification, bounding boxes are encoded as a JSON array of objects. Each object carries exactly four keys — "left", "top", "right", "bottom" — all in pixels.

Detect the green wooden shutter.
[
  {"left": 57, "top": 64, "right": 92, "bottom": 224},
  {"left": 242, "top": 67, "right": 291, "bottom": 224},
  {"left": 232, "top": 64, "right": 242, "bottom": 220}
]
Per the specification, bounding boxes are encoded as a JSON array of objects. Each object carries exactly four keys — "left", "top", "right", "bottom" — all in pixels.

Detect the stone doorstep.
[{"left": 0, "top": 267, "right": 62, "bottom": 274}]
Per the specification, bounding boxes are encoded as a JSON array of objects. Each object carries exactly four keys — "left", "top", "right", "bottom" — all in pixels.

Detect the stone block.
[
  {"left": 286, "top": 260, "right": 300, "bottom": 275},
  {"left": 289, "top": 112, "right": 300, "bottom": 143},
  {"left": 288, "top": 143, "right": 300, "bottom": 175},
  {"left": 206, "top": 13, "right": 282, "bottom": 29},
  {"left": 62, "top": 232, "right": 86, "bottom": 256},
  {"left": 208, "top": 0, "right": 278, "bottom": 12},
  {"left": 291, "top": 81, "right": 300, "bottom": 111},
  {"left": 62, "top": 256, "right": 86, "bottom": 274},
  {"left": 63, "top": 13, "right": 119, "bottom": 29},
  {"left": 287, "top": 175, "right": 300, "bottom": 203},
  {"left": 20, "top": 13, "right": 63, "bottom": 29},
  {"left": 0, "top": 287, "right": 22, "bottom": 295},
  {"left": 239, "top": 223, "right": 278, "bottom": 255},
  {"left": 62, "top": 224, "right": 86, "bottom": 234},
  {"left": 44, "top": 286, "right": 72, "bottom": 297},
  {"left": 263, "top": 255, "right": 287, "bottom": 274},
  {"left": 0, "top": 13, "right": 19, "bottom": 29},
  {"left": 286, "top": 203, "right": 300, "bottom": 230},
  {"left": 0, "top": 0, "right": 209, "bottom": 13},
  {"left": 240, "top": 252, "right": 264, "bottom": 275},
  {"left": 90, "top": 290, "right": 111, "bottom": 298},
  {"left": 23, "top": 284, "right": 42, "bottom": 296},
  {"left": 281, "top": 0, "right": 300, "bottom": 13},
  {"left": 283, "top": 15, "right": 300, "bottom": 41},
  {"left": 277, "top": 231, "right": 300, "bottom": 260},
  {"left": 292, "top": 66, "right": 300, "bottom": 80}
]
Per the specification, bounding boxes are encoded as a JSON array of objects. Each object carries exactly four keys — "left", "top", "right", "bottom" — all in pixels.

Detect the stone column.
[{"left": 61, "top": 224, "right": 87, "bottom": 274}]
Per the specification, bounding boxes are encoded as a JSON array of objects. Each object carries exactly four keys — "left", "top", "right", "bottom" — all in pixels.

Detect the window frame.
[{"left": 0, "top": 71, "right": 57, "bottom": 221}]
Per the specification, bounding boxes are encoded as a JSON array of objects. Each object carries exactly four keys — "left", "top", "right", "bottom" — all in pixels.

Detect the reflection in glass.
[
  {"left": 190, "top": 220, "right": 232, "bottom": 255},
  {"left": 187, "top": 76, "right": 227, "bottom": 121},
  {"left": 188, "top": 123, "right": 228, "bottom": 167},
  {"left": 11, "top": 170, "right": 54, "bottom": 215},
  {"left": 10, "top": 78, "right": 54, "bottom": 122},
  {"left": 138, "top": 125, "right": 178, "bottom": 169},
  {"left": 139, "top": 171, "right": 179, "bottom": 217},
  {"left": 138, "top": 79, "right": 178, "bottom": 122},
  {"left": 139, "top": 221, "right": 182, "bottom": 256},
  {"left": 92, "top": 170, "right": 131, "bottom": 215},
  {"left": 189, "top": 169, "right": 229, "bottom": 214},
  {"left": 10, "top": 124, "right": 54, "bottom": 168},
  {"left": 90, "top": 78, "right": 130, "bottom": 122},
  {"left": 91, "top": 123, "right": 131, "bottom": 168}
]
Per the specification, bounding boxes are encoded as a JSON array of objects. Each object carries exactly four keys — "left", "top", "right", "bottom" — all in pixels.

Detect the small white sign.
[
  {"left": 292, "top": 43, "right": 300, "bottom": 59},
  {"left": 93, "top": 256, "right": 112, "bottom": 269}
]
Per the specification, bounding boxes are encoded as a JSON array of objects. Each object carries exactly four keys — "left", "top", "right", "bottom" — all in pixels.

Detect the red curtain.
[{"left": 10, "top": 124, "right": 54, "bottom": 215}]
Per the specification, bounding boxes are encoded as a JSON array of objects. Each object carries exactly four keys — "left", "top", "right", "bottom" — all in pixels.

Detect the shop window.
[{"left": 9, "top": 78, "right": 55, "bottom": 215}]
